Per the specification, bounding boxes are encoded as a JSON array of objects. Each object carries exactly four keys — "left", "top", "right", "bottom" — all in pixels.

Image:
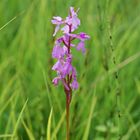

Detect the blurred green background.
[{"left": 0, "top": 0, "right": 140, "bottom": 140}]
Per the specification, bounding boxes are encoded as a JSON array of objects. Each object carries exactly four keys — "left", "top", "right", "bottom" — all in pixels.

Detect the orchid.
[{"left": 51, "top": 7, "right": 90, "bottom": 140}]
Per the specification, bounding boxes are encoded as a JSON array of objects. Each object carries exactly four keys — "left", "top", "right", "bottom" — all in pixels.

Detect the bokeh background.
[{"left": 0, "top": 0, "right": 140, "bottom": 140}]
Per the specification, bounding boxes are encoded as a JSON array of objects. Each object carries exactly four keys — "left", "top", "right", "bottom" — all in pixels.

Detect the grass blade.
[{"left": 46, "top": 108, "right": 53, "bottom": 140}]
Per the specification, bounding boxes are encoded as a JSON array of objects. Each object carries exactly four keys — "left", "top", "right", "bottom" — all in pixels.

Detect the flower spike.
[{"left": 52, "top": 7, "right": 90, "bottom": 90}]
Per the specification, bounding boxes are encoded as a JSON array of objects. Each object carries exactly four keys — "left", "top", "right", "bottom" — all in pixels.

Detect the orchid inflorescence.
[{"left": 51, "top": 7, "right": 90, "bottom": 93}]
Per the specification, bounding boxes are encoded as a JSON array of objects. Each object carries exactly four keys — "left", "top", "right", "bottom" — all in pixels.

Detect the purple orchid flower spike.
[{"left": 51, "top": 7, "right": 90, "bottom": 140}]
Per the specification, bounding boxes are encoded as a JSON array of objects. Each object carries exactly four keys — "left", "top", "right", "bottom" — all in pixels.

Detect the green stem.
[
  {"left": 65, "top": 90, "right": 72, "bottom": 140},
  {"left": 66, "top": 95, "right": 70, "bottom": 140}
]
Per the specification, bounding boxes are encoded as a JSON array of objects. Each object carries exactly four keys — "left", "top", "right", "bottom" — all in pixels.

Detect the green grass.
[{"left": 0, "top": 0, "right": 140, "bottom": 139}]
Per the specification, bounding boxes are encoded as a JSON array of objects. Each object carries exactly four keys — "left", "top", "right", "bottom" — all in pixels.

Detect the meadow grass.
[{"left": 0, "top": 0, "right": 140, "bottom": 139}]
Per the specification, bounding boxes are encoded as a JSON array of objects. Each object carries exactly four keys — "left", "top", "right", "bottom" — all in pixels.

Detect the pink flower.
[
  {"left": 66, "top": 32, "right": 90, "bottom": 53},
  {"left": 51, "top": 16, "right": 64, "bottom": 36},
  {"left": 52, "top": 45, "right": 64, "bottom": 59},
  {"left": 52, "top": 77, "right": 61, "bottom": 86},
  {"left": 77, "top": 41, "right": 86, "bottom": 53},
  {"left": 52, "top": 7, "right": 81, "bottom": 36},
  {"left": 68, "top": 32, "right": 90, "bottom": 40},
  {"left": 62, "top": 7, "right": 80, "bottom": 33},
  {"left": 71, "top": 79, "right": 79, "bottom": 90},
  {"left": 51, "top": 16, "right": 63, "bottom": 24}
]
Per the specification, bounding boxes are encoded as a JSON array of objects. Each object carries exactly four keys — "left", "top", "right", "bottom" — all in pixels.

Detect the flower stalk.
[{"left": 65, "top": 88, "right": 71, "bottom": 140}]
